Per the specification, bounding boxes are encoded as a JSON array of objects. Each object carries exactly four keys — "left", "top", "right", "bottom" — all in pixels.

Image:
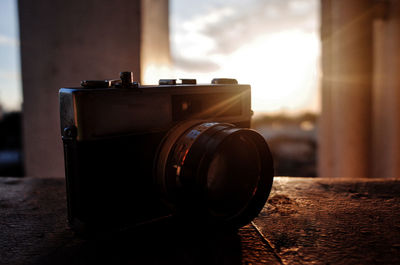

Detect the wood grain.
[
  {"left": 1, "top": 177, "right": 399, "bottom": 264},
  {"left": 253, "top": 177, "right": 400, "bottom": 264},
  {"left": 0, "top": 177, "right": 278, "bottom": 265}
]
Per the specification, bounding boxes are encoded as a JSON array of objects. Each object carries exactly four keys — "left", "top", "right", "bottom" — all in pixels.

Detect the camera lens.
[
  {"left": 206, "top": 133, "right": 260, "bottom": 218},
  {"left": 155, "top": 121, "right": 273, "bottom": 227}
]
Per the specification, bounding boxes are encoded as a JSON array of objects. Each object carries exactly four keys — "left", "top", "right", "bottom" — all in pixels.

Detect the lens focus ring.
[{"left": 155, "top": 121, "right": 274, "bottom": 228}]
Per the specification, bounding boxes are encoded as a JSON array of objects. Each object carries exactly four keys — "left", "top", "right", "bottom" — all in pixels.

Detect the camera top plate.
[{"left": 60, "top": 72, "right": 252, "bottom": 141}]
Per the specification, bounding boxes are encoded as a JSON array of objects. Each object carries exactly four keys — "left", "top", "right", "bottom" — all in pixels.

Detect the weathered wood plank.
[
  {"left": 0, "top": 177, "right": 279, "bottom": 265},
  {"left": 2, "top": 177, "right": 400, "bottom": 264},
  {"left": 253, "top": 177, "right": 400, "bottom": 264}
]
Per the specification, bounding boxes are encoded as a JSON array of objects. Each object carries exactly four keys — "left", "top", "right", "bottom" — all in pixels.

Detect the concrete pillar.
[
  {"left": 18, "top": 0, "right": 170, "bottom": 177},
  {"left": 319, "top": 0, "right": 374, "bottom": 178},
  {"left": 372, "top": 0, "right": 400, "bottom": 178},
  {"left": 141, "top": 0, "right": 172, "bottom": 84},
  {"left": 318, "top": 0, "right": 334, "bottom": 177}
]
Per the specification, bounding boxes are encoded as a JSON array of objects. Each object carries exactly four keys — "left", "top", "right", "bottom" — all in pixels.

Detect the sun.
[
  {"left": 219, "top": 30, "right": 321, "bottom": 115},
  {"left": 143, "top": 29, "right": 320, "bottom": 115}
]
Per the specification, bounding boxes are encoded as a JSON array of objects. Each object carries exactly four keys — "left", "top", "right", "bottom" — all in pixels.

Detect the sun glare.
[
  {"left": 157, "top": 30, "right": 320, "bottom": 115},
  {"left": 226, "top": 30, "right": 320, "bottom": 114},
  {"left": 149, "top": 0, "right": 321, "bottom": 115}
]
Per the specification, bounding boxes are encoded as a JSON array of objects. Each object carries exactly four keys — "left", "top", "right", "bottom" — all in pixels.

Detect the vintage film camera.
[{"left": 59, "top": 72, "right": 274, "bottom": 234}]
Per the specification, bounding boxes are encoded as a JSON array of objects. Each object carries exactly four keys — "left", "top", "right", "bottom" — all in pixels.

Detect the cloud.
[
  {"left": 201, "top": 0, "right": 318, "bottom": 54},
  {"left": 171, "top": 0, "right": 318, "bottom": 57},
  {"left": 0, "top": 34, "right": 19, "bottom": 47},
  {"left": 172, "top": 55, "right": 220, "bottom": 73}
]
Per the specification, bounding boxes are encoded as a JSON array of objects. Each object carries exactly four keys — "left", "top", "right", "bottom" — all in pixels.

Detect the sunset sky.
[
  {"left": 0, "top": 0, "right": 20, "bottom": 112},
  {"left": 170, "top": 0, "right": 320, "bottom": 115},
  {"left": 0, "top": 0, "right": 320, "bottom": 115}
]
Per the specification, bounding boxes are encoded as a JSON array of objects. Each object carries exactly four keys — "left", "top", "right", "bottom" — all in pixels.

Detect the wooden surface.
[
  {"left": 254, "top": 178, "right": 400, "bottom": 264},
  {"left": 1, "top": 177, "right": 399, "bottom": 265}
]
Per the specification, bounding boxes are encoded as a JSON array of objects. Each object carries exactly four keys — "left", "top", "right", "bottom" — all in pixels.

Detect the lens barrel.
[{"left": 155, "top": 121, "right": 274, "bottom": 228}]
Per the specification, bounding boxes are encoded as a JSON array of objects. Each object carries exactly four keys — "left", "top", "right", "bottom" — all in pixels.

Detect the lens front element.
[
  {"left": 155, "top": 121, "right": 274, "bottom": 227},
  {"left": 207, "top": 134, "right": 261, "bottom": 218}
]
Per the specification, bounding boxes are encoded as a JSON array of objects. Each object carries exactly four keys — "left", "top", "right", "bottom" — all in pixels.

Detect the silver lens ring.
[{"left": 155, "top": 121, "right": 274, "bottom": 227}]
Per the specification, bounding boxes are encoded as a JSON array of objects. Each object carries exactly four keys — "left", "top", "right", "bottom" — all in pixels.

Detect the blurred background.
[{"left": 0, "top": 0, "right": 398, "bottom": 179}]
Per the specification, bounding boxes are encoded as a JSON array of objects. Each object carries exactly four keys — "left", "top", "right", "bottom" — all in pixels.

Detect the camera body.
[{"left": 60, "top": 73, "right": 273, "bottom": 235}]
